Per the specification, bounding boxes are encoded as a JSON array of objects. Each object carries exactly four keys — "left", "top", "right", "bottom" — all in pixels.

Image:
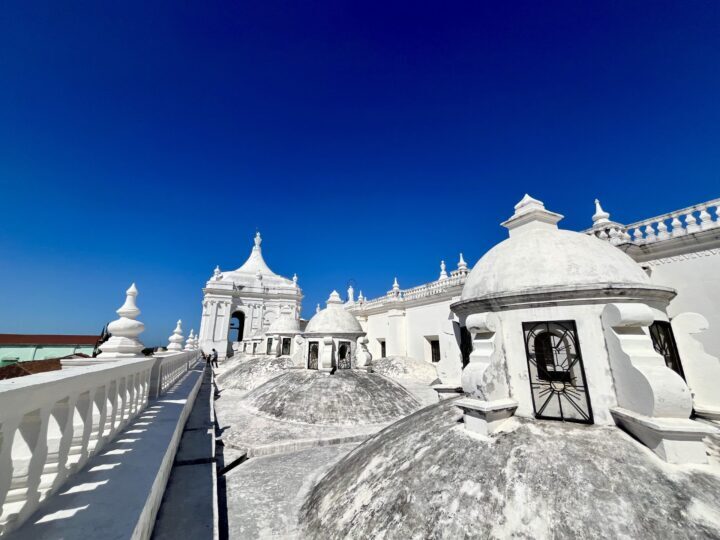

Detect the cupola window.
[
  {"left": 649, "top": 321, "right": 685, "bottom": 380},
  {"left": 522, "top": 320, "right": 593, "bottom": 424},
  {"left": 337, "top": 342, "right": 351, "bottom": 369},
  {"left": 308, "top": 341, "right": 319, "bottom": 369},
  {"left": 281, "top": 337, "right": 291, "bottom": 356}
]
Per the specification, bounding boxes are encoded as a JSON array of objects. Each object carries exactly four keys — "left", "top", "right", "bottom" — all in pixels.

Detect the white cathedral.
[{"left": 199, "top": 196, "right": 720, "bottom": 427}]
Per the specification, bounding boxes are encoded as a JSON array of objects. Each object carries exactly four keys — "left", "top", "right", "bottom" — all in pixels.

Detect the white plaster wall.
[
  {"left": 646, "top": 252, "right": 720, "bottom": 357},
  {"left": 365, "top": 312, "right": 389, "bottom": 358},
  {"left": 494, "top": 304, "right": 625, "bottom": 426},
  {"left": 404, "top": 302, "right": 454, "bottom": 362}
]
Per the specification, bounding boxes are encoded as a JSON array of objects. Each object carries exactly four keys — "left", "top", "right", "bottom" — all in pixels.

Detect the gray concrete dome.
[
  {"left": 305, "top": 290, "right": 363, "bottom": 335},
  {"left": 300, "top": 398, "right": 720, "bottom": 539}
]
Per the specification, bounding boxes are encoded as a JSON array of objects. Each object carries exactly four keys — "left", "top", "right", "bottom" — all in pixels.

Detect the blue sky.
[{"left": 1, "top": 1, "right": 718, "bottom": 345}]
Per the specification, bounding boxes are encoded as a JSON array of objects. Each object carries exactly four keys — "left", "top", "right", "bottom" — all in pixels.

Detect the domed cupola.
[
  {"left": 303, "top": 291, "right": 365, "bottom": 373},
  {"left": 449, "top": 195, "right": 713, "bottom": 466},
  {"left": 457, "top": 194, "right": 668, "bottom": 308}
]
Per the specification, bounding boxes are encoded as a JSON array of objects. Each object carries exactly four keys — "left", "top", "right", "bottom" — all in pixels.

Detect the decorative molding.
[{"left": 645, "top": 248, "right": 720, "bottom": 266}]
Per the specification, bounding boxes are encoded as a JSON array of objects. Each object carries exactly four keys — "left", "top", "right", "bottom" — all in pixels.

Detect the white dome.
[
  {"left": 267, "top": 314, "right": 301, "bottom": 334},
  {"left": 461, "top": 195, "right": 654, "bottom": 301},
  {"left": 305, "top": 291, "right": 364, "bottom": 335}
]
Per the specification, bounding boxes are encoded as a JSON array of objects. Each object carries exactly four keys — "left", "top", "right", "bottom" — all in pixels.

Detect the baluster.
[
  {"left": 622, "top": 229, "right": 632, "bottom": 242},
  {"left": 632, "top": 227, "right": 644, "bottom": 244},
  {"left": 670, "top": 215, "right": 685, "bottom": 237},
  {"left": 38, "top": 400, "right": 72, "bottom": 501},
  {"left": 597, "top": 229, "right": 609, "bottom": 241},
  {"left": 656, "top": 219, "right": 670, "bottom": 241},
  {"left": 684, "top": 211, "right": 700, "bottom": 234},
  {"left": 0, "top": 417, "right": 21, "bottom": 525},
  {"left": 643, "top": 223, "right": 657, "bottom": 243},
  {"left": 699, "top": 205, "right": 714, "bottom": 230},
  {"left": 609, "top": 227, "right": 622, "bottom": 246}
]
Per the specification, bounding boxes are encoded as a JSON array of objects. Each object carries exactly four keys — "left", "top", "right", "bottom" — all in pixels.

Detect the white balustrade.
[
  {"left": 587, "top": 198, "right": 720, "bottom": 245},
  {"left": 0, "top": 358, "right": 154, "bottom": 534},
  {"left": 350, "top": 273, "right": 467, "bottom": 313},
  {"left": 0, "top": 349, "right": 202, "bottom": 535}
]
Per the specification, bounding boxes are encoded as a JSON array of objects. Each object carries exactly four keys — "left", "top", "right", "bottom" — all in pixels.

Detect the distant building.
[
  {"left": 198, "top": 232, "right": 303, "bottom": 359},
  {"left": 0, "top": 333, "right": 101, "bottom": 365}
]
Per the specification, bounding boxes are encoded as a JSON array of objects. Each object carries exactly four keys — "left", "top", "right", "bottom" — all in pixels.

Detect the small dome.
[
  {"left": 305, "top": 291, "right": 364, "bottom": 335},
  {"left": 461, "top": 195, "right": 654, "bottom": 301},
  {"left": 241, "top": 370, "right": 420, "bottom": 426},
  {"left": 267, "top": 313, "right": 301, "bottom": 334}
]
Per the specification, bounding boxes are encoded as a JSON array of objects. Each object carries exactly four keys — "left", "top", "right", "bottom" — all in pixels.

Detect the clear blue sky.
[{"left": 1, "top": 1, "right": 718, "bottom": 345}]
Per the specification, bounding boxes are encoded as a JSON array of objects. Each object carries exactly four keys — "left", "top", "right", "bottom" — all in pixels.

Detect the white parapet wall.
[{"left": 0, "top": 350, "right": 201, "bottom": 537}]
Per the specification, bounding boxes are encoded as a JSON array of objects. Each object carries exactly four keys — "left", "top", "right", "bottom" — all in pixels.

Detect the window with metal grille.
[{"left": 522, "top": 320, "right": 593, "bottom": 424}]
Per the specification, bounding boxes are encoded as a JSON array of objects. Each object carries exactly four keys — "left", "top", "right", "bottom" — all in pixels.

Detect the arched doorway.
[{"left": 229, "top": 311, "right": 245, "bottom": 343}]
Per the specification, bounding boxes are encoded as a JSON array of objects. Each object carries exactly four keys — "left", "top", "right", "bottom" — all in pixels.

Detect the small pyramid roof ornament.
[
  {"left": 501, "top": 194, "right": 564, "bottom": 237},
  {"left": 327, "top": 290, "right": 343, "bottom": 305},
  {"left": 592, "top": 198, "right": 611, "bottom": 225}
]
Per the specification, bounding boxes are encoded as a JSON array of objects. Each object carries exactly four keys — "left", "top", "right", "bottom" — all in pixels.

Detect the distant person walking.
[{"left": 211, "top": 348, "right": 219, "bottom": 369}]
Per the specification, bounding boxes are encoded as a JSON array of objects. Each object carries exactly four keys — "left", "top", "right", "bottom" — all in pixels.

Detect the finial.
[
  {"left": 316, "top": 303, "right": 321, "bottom": 314},
  {"left": 213, "top": 265, "right": 222, "bottom": 280},
  {"left": 293, "top": 273, "right": 298, "bottom": 285},
  {"left": 501, "top": 194, "right": 563, "bottom": 236},
  {"left": 458, "top": 253, "right": 468, "bottom": 273},
  {"left": 254, "top": 231, "right": 262, "bottom": 249},
  {"left": 358, "top": 290, "right": 365, "bottom": 303},
  {"left": 185, "top": 329, "right": 195, "bottom": 351},
  {"left": 98, "top": 283, "right": 145, "bottom": 358},
  {"left": 167, "top": 319, "right": 185, "bottom": 351},
  {"left": 328, "top": 290, "right": 343, "bottom": 305},
  {"left": 392, "top": 277, "right": 400, "bottom": 291},
  {"left": 439, "top": 260, "right": 448, "bottom": 281},
  {"left": 592, "top": 198, "right": 611, "bottom": 225}
]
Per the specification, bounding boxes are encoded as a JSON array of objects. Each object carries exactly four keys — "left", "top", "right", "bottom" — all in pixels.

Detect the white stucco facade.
[{"left": 198, "top": 232, "right": 303, "bottom": 359}]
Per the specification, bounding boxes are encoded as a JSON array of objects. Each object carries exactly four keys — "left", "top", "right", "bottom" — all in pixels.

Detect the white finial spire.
[
  {"left": 98, "top": 283, "right": 145, "bottom": 358},
  {"left": 254, "top": 231, "right": 262, "bottom": 249},
  {"left": 316, "top": 303, "right": 321, "bottom": 314},
  {"left": 184, "top": 329, "right": 195, "bottom": 351},
  {"left": 213, "top": 265, "right": 222, "bottom": 280},
  {"left": 293, "top": 273, "right": 298, "bottom": 286},
  {"left": 439, "top": 260, "right": 448, "bottom": 281},
  {"left": 458, "top": 253, "right": 468, "bottom": 273},
  {"left": 592, "top": 198, "right": 611, "bottom": 225},
  {"left": 358, "top": 290, "right": 365, "bottom": 303},
  {"left": 393, "top": 277, "right": 400, "bottom": 291},
  {"left": 167, "top": 319, "right": 185, "bottom": 351}
]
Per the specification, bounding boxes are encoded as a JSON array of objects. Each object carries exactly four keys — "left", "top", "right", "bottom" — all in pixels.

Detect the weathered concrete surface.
[
  {"left": 301, "top": 398, "right": 720, "bottom": 540},
  {"left": 12, "top": 367, "right": 204, "bottom": 540},
  {"left": 241, "top": 370, "right": 420, "bottom": 426},
  {"left": 216, "top": 355, "right": 294, "bottom": 395},
  {"left": 371, "top": 356, "right": 438, "bottom": 384},
  {"left": 152, "top": 366, "right": 217, "bottom": 540},
  {"left": 226, "top": 444, "right": 356, "bottom": 539},
  {"left": 216, "top": 390, "right": 383, "bottom": 457}
]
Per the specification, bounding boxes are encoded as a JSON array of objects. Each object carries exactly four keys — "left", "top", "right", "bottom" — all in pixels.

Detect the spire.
[
  {"left": 358, "top": 290, "right": 365, "bottom": 303},
  {"left": 316, "top": 303, "right": 321, "bottom": 314},
  {"left": 439, "top": 260, "right": 448, "bottom": 281},
  {"left": 184, "top": 329, "right": 195, "bottom": 351},
  {"left": 592, "top": 198, "right": 611, "bottom": 225},
  {"left": 98, "top": 283, "right": 145, "bottom": 358},
  {"left": 392, "top": 277, "right": 400, "bottom": 292},
  {"left": 167, "top": 319, "right": 185, "bottom": 351},
  {"left": 501, "top": 194, "right": 563, "bottom": 237},
  {"left": 213, "top": 265, "right": 222, "bottom": 280},
  {"left": 458, "top": 253, "right": 468, "bottom": 273},
  {"left": 293, "top": 273, "right": 298, "bottom": 287}
]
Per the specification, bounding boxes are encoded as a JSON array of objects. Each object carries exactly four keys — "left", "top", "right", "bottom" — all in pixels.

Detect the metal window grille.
[
  {"left": 649, "top": 321, "right": 686, "bottom": 380},
  {"left": 522, "top": 320, "right": 593, "bottom": 424}
]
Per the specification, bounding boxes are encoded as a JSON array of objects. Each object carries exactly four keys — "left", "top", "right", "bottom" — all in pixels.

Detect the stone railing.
[
  {"left": 0, "top": 358, "right": 154, "bottom": 534},
  {"left": 350, "top": 273, "right": 468, "bottom": 312},
  {"left": 0, "top": 349, "right": 200, "bottom": 535},
  {"left": 149, "top": 350, "right": 200, "bottom": 398},
  {"left": 588, "top": 199, "right": 720, "bottom": 245}
]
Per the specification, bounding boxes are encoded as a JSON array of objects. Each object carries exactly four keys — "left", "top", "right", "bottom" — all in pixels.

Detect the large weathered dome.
[
  {"left": 240, "top": 370, "right": 421, "bottom": 426},
  {"left": 300, "top": 398, "right": 720, "bottom": 539},
  {"left": 460, "top": 195, "right": 659, "bottom": 302},
  {"left": 305, "top": 291, "right": 363, "bottom": 335}
]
